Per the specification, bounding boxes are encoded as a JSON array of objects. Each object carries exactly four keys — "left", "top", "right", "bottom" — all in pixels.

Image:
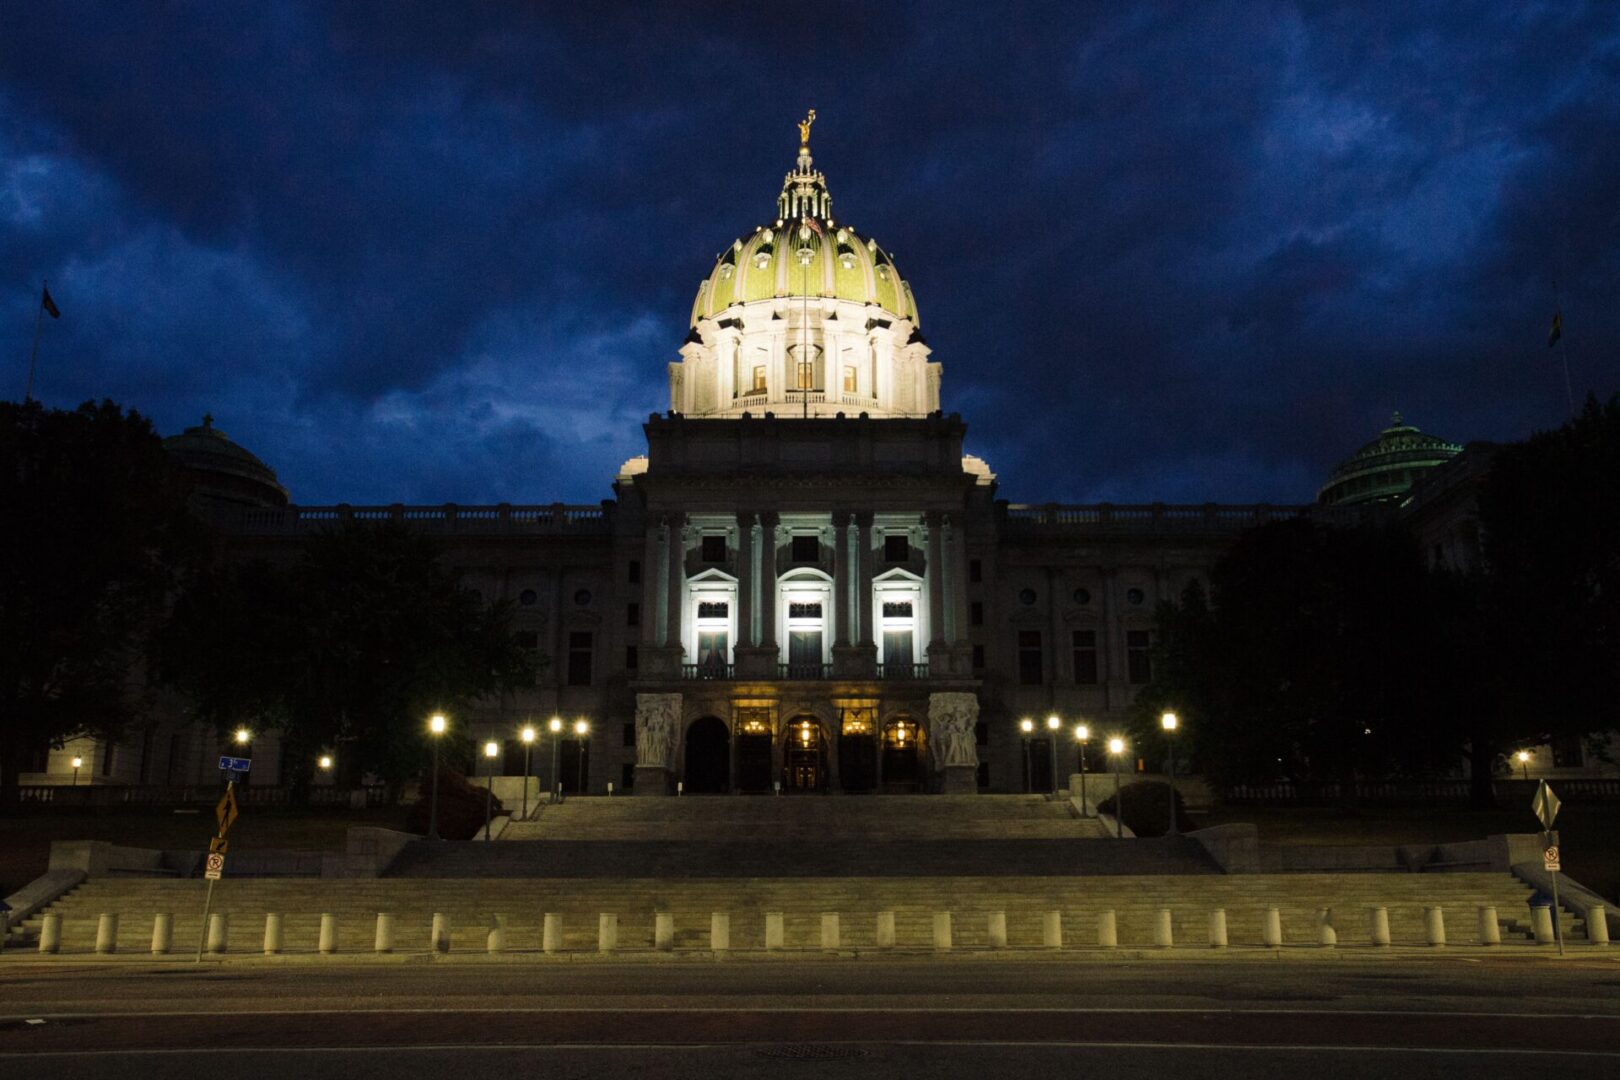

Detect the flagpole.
[
  {"left": 1552, "top": 281, "right": 1574, "bottom": 418},
  {"left": 24, "top": 281, "right": 46, "bottom": 403}
]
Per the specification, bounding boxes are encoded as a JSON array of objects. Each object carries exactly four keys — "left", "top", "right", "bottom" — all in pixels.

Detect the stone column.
[
  {"left": 855, "top": 512, "right": 876, "bottom": 650},
  {"left": 925, "top": 511, "right": 949, "bottom": 671},
  {"left": 758, "top": 513, "right": 780, "bottom": 651},
  {"left": 832, "top": 512, "right": 852, "bottom": 648},
  {"left": 736, "top": 512, "right": 756, "bottom": 647},
  {"left": 641, "top": 523, "right": 662, "bottom": 647},
  {"left": 950, "top": 513, "right": 971, "bottom": 651},
  {"left": 664, "top": 513, "right": 686, "bottom": 651}
]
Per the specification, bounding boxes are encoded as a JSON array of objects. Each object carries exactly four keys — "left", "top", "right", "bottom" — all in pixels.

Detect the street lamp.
[
  {"left": 427, "top": 713, "right": 448, "bottom": 841},
  {"left": 1019, "top": 718, "right": 1035, "bottom": 793},
  {"left": 71, "top": 755, "right": 82, "bottom": 787},
  {"left": 234, "top": 727, "right": 251, "bottom": 746},
  {"left": 1107, "top": 736, "right": 1126, "bottom": 839},
  {"left": 1046, "top": 714, "right": 1062, "bottom": 794},
  {"left": 482, "top": 740, "right": 500, "bottom": 842},
  {"left": 1161, "top": 711, "right": 1180, "bottom": 836},
  {"left": 1073, "top": 724, "right": 1090, "bottom": 815},
  {"left": 1516, "top": 749, "right": 1531, "bottom": 782},
  {"left": 519, "top": 725, "right": 537, "bottom": 822},
  {"left": 573, "top": 719, "right": 590, "bottom": 795},
  {"left": 318, "top": 754, "right": 333, "bottom": 774},
  {"left": 548, "top": 716, "right": 563, "bottom": 802}
]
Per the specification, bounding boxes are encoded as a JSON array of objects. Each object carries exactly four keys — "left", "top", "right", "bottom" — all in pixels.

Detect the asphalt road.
[{"left": 3, "top": 957, "right": 1619, "bottom": 1079}]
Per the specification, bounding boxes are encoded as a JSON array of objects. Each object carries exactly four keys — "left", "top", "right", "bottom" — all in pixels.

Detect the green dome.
[
  {"left": 1317, "top": 413, "right": 1461, "bottom": 507},
  {"left": 690, "top": 140, "right": 919, "bottom": 328},
  {"left": 163, "top": 414, "right": 289, "bottom": 508}
]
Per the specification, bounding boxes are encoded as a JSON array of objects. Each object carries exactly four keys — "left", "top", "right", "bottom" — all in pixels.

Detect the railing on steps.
[{"left": 14, "top": 784, "right": 395, "bottom": 808}]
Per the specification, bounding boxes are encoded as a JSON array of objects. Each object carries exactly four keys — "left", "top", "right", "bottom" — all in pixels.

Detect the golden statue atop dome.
[{"left": 797, "top": 109, "right": 816, "bottom": 151}]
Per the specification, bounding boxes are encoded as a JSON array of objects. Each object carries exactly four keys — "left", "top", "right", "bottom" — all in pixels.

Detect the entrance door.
[
  {"left": 881, "top": 718, "right": 921, "bottom": 791},
  {"left": 683, "top": 717, "right": 729, "bottom": 794},
  {"left": 784, "top": 717, "right": 826, "bottom": 791},
  {"left": 1024, "top": 738, "right": 1054, "bottom": 793},
  {"left": 558, "top": 738, "right": 590, "bottom": 794}
]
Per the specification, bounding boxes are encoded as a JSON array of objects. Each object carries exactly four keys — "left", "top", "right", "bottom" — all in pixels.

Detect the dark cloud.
[{"left": 3, "top": 0, "right": 1617, "bottom": 505}]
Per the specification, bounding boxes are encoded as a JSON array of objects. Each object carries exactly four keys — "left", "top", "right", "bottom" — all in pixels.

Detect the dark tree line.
[
  {"left": 0, "top": 398, "right": 536, "bottom": 808},
  {"left": 1136, "top": 396, "right": 1620, "bottom": 805}
]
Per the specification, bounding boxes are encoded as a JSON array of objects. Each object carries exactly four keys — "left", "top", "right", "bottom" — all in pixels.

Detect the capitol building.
[{"left": 34, "top": 118, "right": 1577, "bottom": 798}]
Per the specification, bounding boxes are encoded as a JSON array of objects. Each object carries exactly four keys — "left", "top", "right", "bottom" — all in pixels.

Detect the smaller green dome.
[{"left": 1317, "top": 412, "right": 1461, "bottom": 507}]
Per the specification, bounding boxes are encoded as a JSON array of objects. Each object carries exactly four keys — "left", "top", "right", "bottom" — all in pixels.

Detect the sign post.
[
  {"left": 195, "top": 756, "right": 250, "bottom": 961},
  {"left": 1533, "top": 780, "right": 1564, "bottom": 956}
]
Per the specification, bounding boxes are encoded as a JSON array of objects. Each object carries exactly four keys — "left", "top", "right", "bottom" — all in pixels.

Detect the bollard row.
[{"left": 35, "top": 902, "right": 1603, "bottom": 954}]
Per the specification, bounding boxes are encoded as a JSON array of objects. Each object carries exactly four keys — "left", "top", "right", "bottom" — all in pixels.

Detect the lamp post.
[
  {"left": 70, "top": 755, "right": 82, "bottom": 787},
  {"left": 482, "top": 740, "right": 500, "bottom": 842},
  {"left": 232, "top": 727, "right": 251, "bottom": 787},
  {"left": 1073, "top": 724, "right": 1089, "bottom": 815},
  {"left": 1107, "top": 737, "right": 1126, "bottom": 839},
  {"left": 427, "top": 713, "right": 447, "bottom": 841},
  {"left": 1516, "top": 749, "right": 1531, "bottom": 782},
  {"left": 1019, "top": 718, "right": 1034, "bottom": 793},
  {"left": 574, "top": 719, "right": 590, "bottom": 795},
  {"left": 1161, "top": 711, "right": 1180, "bottom": 836},
  {"left": 520, "top": 725, "right": 537, "bottom": 821},
  {"left": 548, "top": 717, "right": 563, "bottom": 802},
  {"left": 1045, "top": 714, "right": 1062, "bottom": 794}
]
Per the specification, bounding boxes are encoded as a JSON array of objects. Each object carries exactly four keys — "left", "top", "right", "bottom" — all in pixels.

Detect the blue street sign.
[{"left": 217, "top": 755, "right": 253, "bottom": 773}]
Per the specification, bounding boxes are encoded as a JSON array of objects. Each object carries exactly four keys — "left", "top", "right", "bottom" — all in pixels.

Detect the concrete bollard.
[
  {"left": 1043, "top": 910, "right": 1063, "bottom": 949},
  {"left": 1588, "top": 905, "right": 1610, "bottom": 946},
  {"left": 1478, "top": 905, "right": 1501, "bottom": 946},
  {"left": 39, "top": 912, "right": 62, "bottom": 954},
  {"left": 933, "top": 912, "right": 953, "bottom": 951},
  {"left": 1097, "top": 910, "right": 1118, "bottom": 948},
  {"left": 1316, "top": 908, "right": 1337, "bottom": 948},
  {"left": 765, "top": 912, "right": 784, "bottom": 951},
  {"left": 598, "top": 913, "right": 618, "bottom": 953},
  {"left": 1530, "top": 904, "right": 1554, "bottom": 945},
  {"left": 431, "top": 913, "right": 451, "bottom": 954},
  {"left": 987, "top": 911, "right": 1008, "bottom": 949},
  {"left": 820, "top": 913, "right": 840, "bottom": 951},
  {"left": 710, "top": 912, "right": 730, "bottom": 953},
  {"left": 206, "top": 913, "right": 228, "bottom": 954},
  {"left": 151, "top": 913, "right": 173, "bottom": 955},
  {"left": 1153, "top": 909, "right": 1174, "bottom": 949},
  {"left": 655, "top": 912, "right": 675, "bottom": 951},
  {"left": 1208, "top": 909, "right": 1228, "bottom": 948},
  {"left": 374, "top": 912, "right": 395, "bottom": 953},
  {"left": 1369, "top": 906, "right": 1391, "bottom": 946},
  {"left": 1262, "top": 907, "right": 1282, "bottom": 948},
  {"left": 486, "top": 915, "right": 506, "bottom": 954},
  {"left": 319, "top": 913, "right": 339, "bottom": 955},
  {"left": 95, "top": 913, "right": 119, "bottom": 954},
  {"left": 875, "top": 911, "right": 896, "bottom": 949},
  {"left": 263, "top": 913, "right": 284, "bottom": 956},
  {"left": 542, "top": 913, "right": 562, "bottom": 954},
  {"left": 1425, "top": 906, "right": 1446, "bottom": 947}
]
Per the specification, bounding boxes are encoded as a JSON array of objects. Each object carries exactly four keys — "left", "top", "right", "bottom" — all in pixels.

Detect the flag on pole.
[
  {"left": 41, "top": 285, "right": 60, "bottom": 319},
  {"left": 1547, "top": 309, "right": 1562, "bottom": 347}
]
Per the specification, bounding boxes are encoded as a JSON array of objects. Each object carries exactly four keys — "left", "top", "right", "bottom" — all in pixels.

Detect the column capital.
[
  {"left": 660, "top": 510, "right": 687, "bottom": 530},
  {"left": 735, "top": 510, "right": 757, "bottom": 530},
  {"left": 832, "top": 510, "right": 853, "bottom": 529},
  {"left": 854, "top": 510, "right": 875, "bottom": 529},
  {"left": 925, "top": 509, "right": 946, "bottom": 528},
  {"left": 758, "top": 510, "right": 780, "bottom": 529}
]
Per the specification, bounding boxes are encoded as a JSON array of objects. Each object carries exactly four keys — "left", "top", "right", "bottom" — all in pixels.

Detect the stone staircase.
[{"left": 18, "top": 872, "right": 1568, "bottom": 953}]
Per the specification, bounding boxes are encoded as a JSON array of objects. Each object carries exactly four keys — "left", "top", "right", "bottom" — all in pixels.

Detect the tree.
[
  {"left": 162, "top": 521, "right": 538, "bottom": 795},
  {"left": 0, "top": 399, "right": 201, "bottom": 808}
]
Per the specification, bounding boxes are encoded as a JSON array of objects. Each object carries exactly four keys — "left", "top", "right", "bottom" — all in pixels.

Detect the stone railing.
[
  {"left": 16, "top": 784, "right": 393, "bottom": 808},
  {"left": 208, "top": 502, "right": 609, "bottom": 536},
  {"left": 1220, "top": 778, "right": 1620, "bottom": 805},
  {"left": 1001, "top": 503, "right": 1310, "bottom": 532}
]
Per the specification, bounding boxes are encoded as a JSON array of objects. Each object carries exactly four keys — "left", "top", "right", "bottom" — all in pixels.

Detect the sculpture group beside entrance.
[
  {"left": 927, "top": 692, "right": 980, "bottom": 794},
  {"left": 633, "top": 692, "right": 682, "bottom": 795}
]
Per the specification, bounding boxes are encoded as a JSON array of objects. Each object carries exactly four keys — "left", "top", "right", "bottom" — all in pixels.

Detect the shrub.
[
  {"left": 1097, "top": 780, "right": 1195, "bottom": 838},
  {"left": 404, "top": 766, "right": 504, "bottom": 840}
]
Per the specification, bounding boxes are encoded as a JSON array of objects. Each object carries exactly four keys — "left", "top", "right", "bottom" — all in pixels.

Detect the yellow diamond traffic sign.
[{"left": 215, "top": 786, "right": 239, "bottom": 835}]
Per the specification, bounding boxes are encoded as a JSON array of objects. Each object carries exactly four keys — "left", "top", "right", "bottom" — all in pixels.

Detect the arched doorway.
[
  {"left": 881, "top": 717, "right": 922, "bottom": 792},
  {"left": 838, "top": 708, "right": 876, "bottom": 793},
  {"left": 683, "top": 716, "right": 729, "bottom": 794},
  {"left": 783, "top": 716, "right": 827, "bottom": 792},
  {"left": 735, "top": 710, "right": 773, "bottom": 792}
]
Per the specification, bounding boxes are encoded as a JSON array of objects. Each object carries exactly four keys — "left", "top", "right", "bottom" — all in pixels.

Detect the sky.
[{"left": 3, "top": 1, "right": 1618, "bottom": 506}]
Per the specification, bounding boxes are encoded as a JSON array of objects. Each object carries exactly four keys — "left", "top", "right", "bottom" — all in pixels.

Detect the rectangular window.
[
  {"left": 843, "top": 365, "right": 858, "bottom": 393},
  {"left": 972, "top": 644, "right": 985, "bottom": 670},
  {"left": 567, "top": 631, "right": 593, "bottom": 686},
  {"left": 796, "top": 357, "right": 814, "bottom": 390},
  {"left": 1126, "top": 629, "right": 1152, "bottom": 684},
  {"left": 696, "top": 601, "right": 729, "bottom": 619},
  {"left": 969, "top": 558, "right": 982, "bottom": 583},
  {"left": 628, "top": 560, "right": 641, "bottom": 584},
  {"left": 622, "top": 722, "right": 636, "bottom": 748},
  {"left": 882, "top": 629, "right": 914, "bottom": 666},
  {"left": 1072, "top": 629, "right": 1099, "bottom": 684},
  {"left": 884, "top": 534, "right": 909, "bottom": 563},
  {"left": 1018, "top": 630, "right": 1043, "bottom": 685},
  {"left": 970, "top": 601, "right": 983, "bottom": 626},
  {"left": 881, "top": 601, "right": 913, "bottom": 618},
  {"left": 700, "top": 535, "right": 727, "bottom": 563},
  {"left": 625, "top": 645, "right": 638, "bottom": 671},
  {"left": 752, "top": 365, "right": 767, "bottom": 392},
  {"left": 697, "top": 630, "right": 729, "bottom": 667},
  {"left": 788, "top": 602, "right": 822, "bottom": 618},
  {"left": 788, "top": 630, "right": 822, "bottom": 666},
  {"left": 621, "top": 763, "right": 636, "bottom": 791},
  {"left": 627, "top": 602, "right": 640, "bottom": 627},
  {"left": 791, "top": 534, "right": 819, "bottom": 563}
]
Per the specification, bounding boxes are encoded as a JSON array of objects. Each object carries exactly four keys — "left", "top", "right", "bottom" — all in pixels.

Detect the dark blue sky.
[{"left": 4, "top": 2, "right": 1618, "bottom": 506}]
